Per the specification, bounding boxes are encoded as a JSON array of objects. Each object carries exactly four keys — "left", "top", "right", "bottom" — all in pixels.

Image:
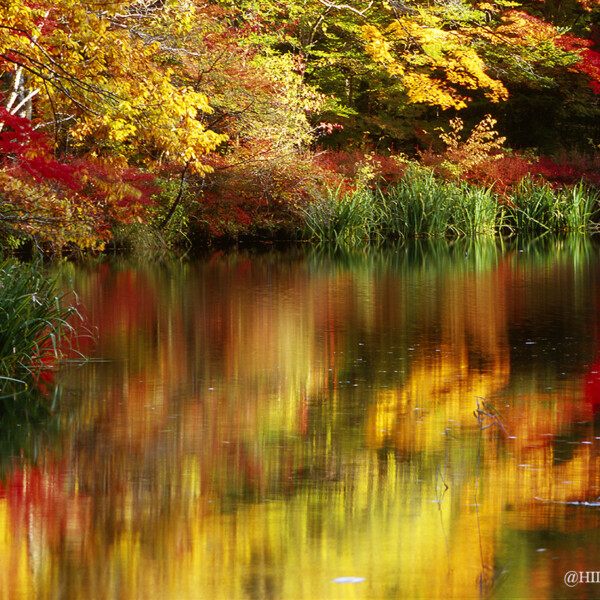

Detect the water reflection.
[{"left": 2, "top": 237, "right": 600, "bottom": 599}]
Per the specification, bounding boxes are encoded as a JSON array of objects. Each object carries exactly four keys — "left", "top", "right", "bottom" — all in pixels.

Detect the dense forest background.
[{"left": 2, "top": 0, "right": 600, "bottom": 250}]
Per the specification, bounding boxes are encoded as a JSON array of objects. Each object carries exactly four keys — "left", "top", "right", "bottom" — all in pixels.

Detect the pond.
[{"left": 2, "top": 236, "right": 600, "bottom": 599}]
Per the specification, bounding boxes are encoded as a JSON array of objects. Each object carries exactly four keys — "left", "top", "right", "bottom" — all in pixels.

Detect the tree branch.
[
  {"left": 9, "top": 88, "right": 40, "bottom": 117},
  {"left": 160, "top": 161, "right": 191, "bottom": 230},
  {"left": 316, "top": 0, "right": 373, "bottom": 17}
]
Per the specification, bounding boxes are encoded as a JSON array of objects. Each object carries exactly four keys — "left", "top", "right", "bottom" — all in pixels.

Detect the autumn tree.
[
  {"left": 0, "top": 0, "right": 227, "bottom": 249},
  {"left": 119, "top": 0, "right": 333, "bottom": 238},
  {"left": 218, "top": 0, "right": 600, "bottom": 154},
  {"left": 0, "top": 0, "right": 342, "bottom": 245}
]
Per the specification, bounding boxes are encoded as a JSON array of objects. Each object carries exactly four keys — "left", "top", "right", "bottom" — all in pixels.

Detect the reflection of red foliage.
[
  {"left": 0, "top": 462, "right": 91, "bottom": 552},
  {"left": 79, "top": 265, "right": 159, "bottom": 342},
  {"left": 584, "top": 357, "right": 600, "bottom": 417},
  {"left": 30, "top": 339, "right": 58, "bottom": 396},
  {"left": 34, "top": 365, "right": 55, "bottom": 396}
]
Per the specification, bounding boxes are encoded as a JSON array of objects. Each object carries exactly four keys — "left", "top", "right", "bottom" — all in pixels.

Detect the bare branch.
[
  {"left": 316, "top": 0, "right": 373, "bottom": 17},
  {"left": 9, "top": 88, "right": 40, "bottom": 117}
]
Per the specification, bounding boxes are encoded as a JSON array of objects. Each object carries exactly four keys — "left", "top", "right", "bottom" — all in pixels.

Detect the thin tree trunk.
[{"left": 160, "top": 162, "right": 190, "bottom": 230}]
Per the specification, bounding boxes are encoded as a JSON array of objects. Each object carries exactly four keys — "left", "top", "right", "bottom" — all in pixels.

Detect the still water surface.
[{"left": 3, "top": 237, "right": 600, "bottom": 599}]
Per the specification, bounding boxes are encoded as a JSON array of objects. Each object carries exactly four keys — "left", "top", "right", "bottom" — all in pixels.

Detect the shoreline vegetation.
[
  {"left": 109, "top": 159, "right": 600, "bottom": 253},
  {"left": 7, "top": 160, "right": 600, "bottom": 255},
  {"left": 298, "top": 167, "right": 600, "bottom": 245},
  {"left": 77, "top": 148, "right": 600, "bottom": 254},
  {"left": 2, "top": 2, "right": 600, "bottom": 256},
  {"left": 5, "top": 160, "right": 600, "bottom": 255},
  {"left": 0, "top": 260, "right": 81, "bottom": 415}
]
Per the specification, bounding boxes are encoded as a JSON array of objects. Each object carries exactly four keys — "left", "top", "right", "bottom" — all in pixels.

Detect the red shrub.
[
  {"left": 312, "top": 148, "right": 406, "bottom": 190},
  {"left": 463, "top": 155, "right": 537, "bottom": 196}
]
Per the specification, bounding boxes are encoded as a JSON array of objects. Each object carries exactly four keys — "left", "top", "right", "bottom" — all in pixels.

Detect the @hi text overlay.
[{"left": 565, "top": 571, "right": 600, "bottom": 587}]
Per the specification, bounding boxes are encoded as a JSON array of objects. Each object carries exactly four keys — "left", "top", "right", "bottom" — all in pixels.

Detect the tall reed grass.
[
  {"left": 379, "top": 166, "right": 499, "bottom": 237},
  {"left": 299, "top": 185, "right": 382, "bottom": 245},
  {"left": 379, "top": 165, "right": 454, "bottom": 237},
  {"left": 503, "top": 178, "right": 600, "bottom": 234},
  {"left": 0, "top": 260, "right": 77, "bottom": 404},
  {"left": 300, "top": 165, "right": 600, "bottom": 244}
]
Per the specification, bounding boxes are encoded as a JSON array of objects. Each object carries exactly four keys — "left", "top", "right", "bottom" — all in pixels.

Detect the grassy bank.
[{"left": 299, "top": 166, "right": 600, "bottom": 245}]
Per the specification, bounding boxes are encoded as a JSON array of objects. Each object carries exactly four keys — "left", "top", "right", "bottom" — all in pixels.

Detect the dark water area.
[{"left": 3, "top": 236, "right": 600, "bottom": 599}]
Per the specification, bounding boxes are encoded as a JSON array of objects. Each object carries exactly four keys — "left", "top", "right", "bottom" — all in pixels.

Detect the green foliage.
[
  {"left": 504, "top": 177, "right": 600, "bottom": 233},
  {"left": 150, "top": 177, "right": 193, "bottom": 248},
  {"left": 0, "top": 260, "right": 77, "bottom": 404},
  {"left": 299, "top": 164, "right": 600, "bottom": 244},
  {"left": 110, "top": 176, "right": 196, "bottom": 255},
  {"left": 378, "top": 164, "right": 498, "bottom": 237},
  {"left": 300, "top": 164, "right": 499, "bottom": 243},
  {"left": 451, "top": 182, "right": 499, "bottom": 235},
  {"left": 562, "top": 182, "right": 600, "bottom": 230},
  {"left": 299, "top": 185, "right": 382, "bottom": 245},
  {"left": 380, "top": 165, "right": 456, "bottom": 237}
]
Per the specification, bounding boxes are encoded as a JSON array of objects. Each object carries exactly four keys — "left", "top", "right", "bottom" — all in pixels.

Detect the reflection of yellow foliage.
[
  {"left": 3, "top": 252, "right": 600, "bottom": 598},
  {"left": 367, "top": 340, "right": 510, "bottom": 453},
  {"left": 5, "top": 425, "right": 598, "bottom": 600},
  {"left": 367, "top": 268, "right": 511, "bottom": 453},
  {"left": 0, "top": 501, "right": 32, "bottom": 599}
]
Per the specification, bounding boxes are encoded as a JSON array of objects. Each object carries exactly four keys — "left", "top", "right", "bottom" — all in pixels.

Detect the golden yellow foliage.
[
  {"left": 362, "top": 17, "right": 509, "bottom": 110},
  {"left": 0, "top": 0, "right": 227, "bottom": 175},
  {"left": 438, "top": 114, "right": 507, "bottom": 169},
  {"left": 361, "top": 24, "right": 405, "bottom": 76},
  {"left": 493, "top": 10, "right": 558, "bottom": 44}
]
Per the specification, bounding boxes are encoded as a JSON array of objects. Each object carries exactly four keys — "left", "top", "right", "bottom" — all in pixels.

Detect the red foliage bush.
[
  {"left": 0, "top": 108, "right": 81, "bottom": 190},
  {"left": 312, "top": 149, "right": 406, "bottom": 190},
  {"left": 0, "top": 108, "right": 160, "bottom": 248},
  {"left": 464, "top": 155, "right": 540, "bottom": 196},
  {"left": 196, "top": 189, "right": 254, "bottom": 237},
  {"left": 463, "top": 151, "right": 600, "bottom": 197},
  {"left": 537, "top": 151, "right": 600, "bottom": 187}
]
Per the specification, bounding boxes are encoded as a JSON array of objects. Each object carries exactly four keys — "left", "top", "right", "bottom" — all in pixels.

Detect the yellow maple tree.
[
  {"left": 360, "top": 4, "right": 572, "bottom": 111},
  {"left": 362, "top": 15, "right": 509, "bottom": 110},
  {"left": 0, "top": 0, "right": 227, "bottom": 175}
]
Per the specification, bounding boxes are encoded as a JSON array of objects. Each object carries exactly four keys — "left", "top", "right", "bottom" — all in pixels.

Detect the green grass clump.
[
  {"left": 299, "top": 185, "right": 382, "bottom": 245},
  {"left": 380, "top": 167, "right": 499, "bottom": 238},
  {"left": 0, "top": 260, "right": 77, "bottom": 403},
  {"left": 380, "top": 165, "right": 451, "bottom": 238},
  {"left": 504, "top": 178, "right": 600, "bottom": 234},
  {"left": 301, "top": 165, "right": 501, "bottom": 244},
  {"left": 449, "top": 182, "right": 498, "bottom": 236},
  {"left": 301, "top": 165, "right": 600, "bottom": 245}
]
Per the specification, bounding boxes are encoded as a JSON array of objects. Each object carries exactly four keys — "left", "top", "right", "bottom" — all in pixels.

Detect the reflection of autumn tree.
[
  {"left": 366, "top": 259, "right": 511, "bottom": 454},
  {"left": 3, "top": 242, "right": 600, "bottom": 599}
]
